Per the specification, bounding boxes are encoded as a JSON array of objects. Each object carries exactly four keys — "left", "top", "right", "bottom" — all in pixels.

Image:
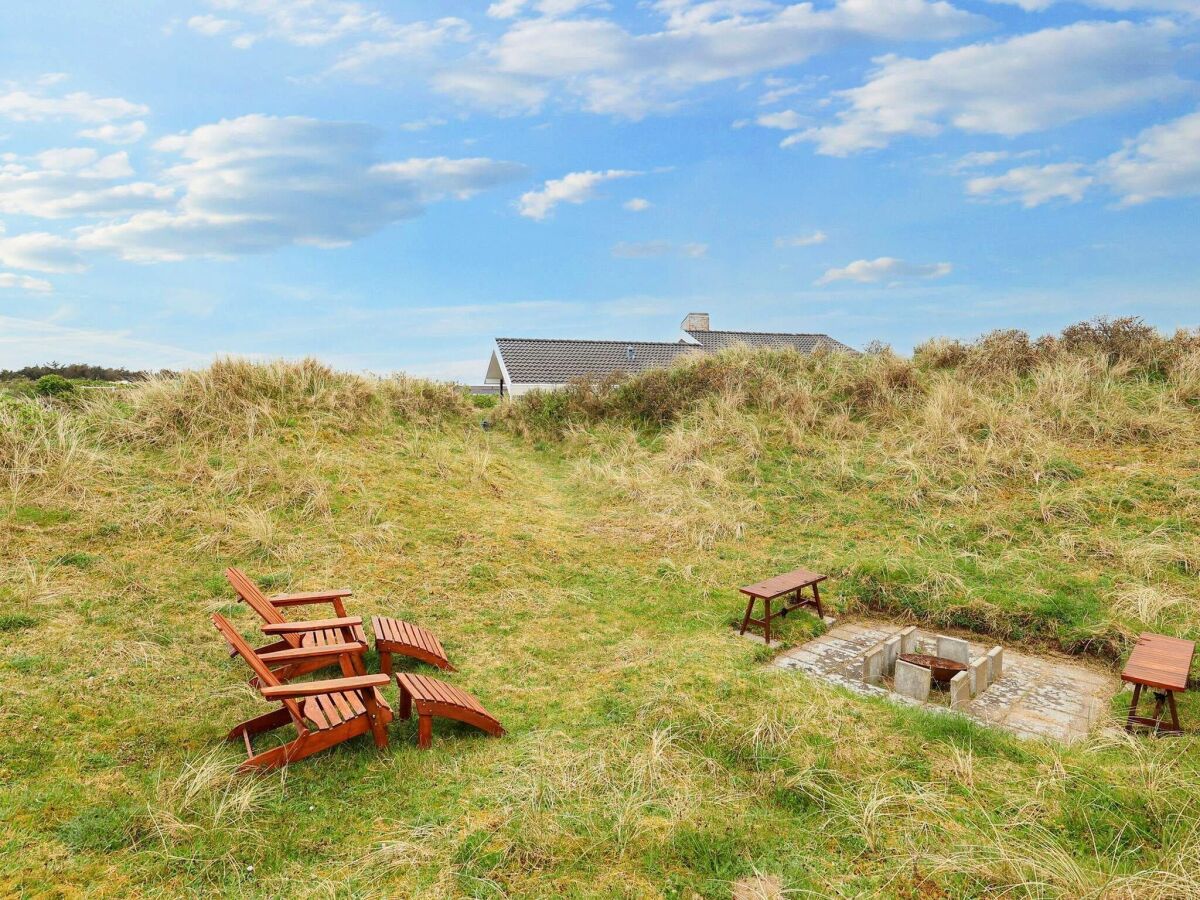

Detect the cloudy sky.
[{"left": 2, "top": 1, "right": 1198, "bottom": 379}]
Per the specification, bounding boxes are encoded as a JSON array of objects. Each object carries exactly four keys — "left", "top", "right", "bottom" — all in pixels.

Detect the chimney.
[{"left": 681, "top": 312, "right": 710, "bottom": 332}]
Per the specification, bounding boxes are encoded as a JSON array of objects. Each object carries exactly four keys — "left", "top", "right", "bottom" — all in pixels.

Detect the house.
[{"left": 483, "top": 313, "right": 854, "bottom": 397}]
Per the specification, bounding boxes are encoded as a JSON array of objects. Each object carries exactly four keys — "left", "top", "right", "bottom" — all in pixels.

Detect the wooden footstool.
[
  {"left": 394, "top": 673, "right": 505, "bottom": 749},
  {"left": 1123, "top": 632, "right": 1195, "bottom": 736},
  {"left": 371, "top": 616, "right": 455, "bottom": 673}
]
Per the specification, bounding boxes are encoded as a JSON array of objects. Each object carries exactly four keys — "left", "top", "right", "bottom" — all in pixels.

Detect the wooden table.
[
  {"left": 1122, "top": 632, "right": 1195, "bottom": 735},
  {"left": 738, "top": 568, "right": 826, "bottom": 645}
]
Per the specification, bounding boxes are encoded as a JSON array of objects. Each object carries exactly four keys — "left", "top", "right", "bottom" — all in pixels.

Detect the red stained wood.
[
  {"left": 213, "top": 612, "right": 393, "bottom": 770},
  {"left": 738, "top": 567, "right": 827, "bottom": 644},
  {"left": 372, "top": 615, "right": 455, "bottom": 673},
  {"left": 394, "top": 673, "right": 504, "bottom": 750},
  {"left": 740, "top": 568, "right": 827, "bottom": 600},
  {"left": 1122, "top": 633, "right": 1195, "bottom": 693}
]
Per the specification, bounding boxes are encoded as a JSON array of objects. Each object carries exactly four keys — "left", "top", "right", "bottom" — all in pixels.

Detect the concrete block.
[
  {"left": 936, "top": 635, "right": 971, "bottom": 665},
  {"left": 969, "top": 657, "right": 989, "bottom": 696},
  {"left": 950, "top": 671, "right": 971, "bottom": 710},
  {"left": 883, "top": 635, "right": 901, "bottom": 675},
  {"left": 898, "top": 625, "right": 919, "bottom": 654},
  {"left": 894, "top": 659, "right": 930, "bottom": 702},
  {"left": 986, "top": 646, "right": 1004, "bottom": 683},
  {"left": 861, "top": 646, "right": 885, "bottom": 684}
]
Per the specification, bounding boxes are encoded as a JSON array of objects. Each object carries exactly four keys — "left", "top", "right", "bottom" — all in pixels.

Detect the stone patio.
[{"left": 773, "top": 620, "right": 1119, "bottom": 743}]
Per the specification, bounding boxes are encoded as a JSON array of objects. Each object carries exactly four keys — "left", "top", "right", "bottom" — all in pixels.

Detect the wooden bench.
[
  {"left": 1123, "top": 632, "right": 1195, "bottom": 735},
  {"left": 738, "top": 568, "right": 827, "bottom": 645},
  {"left": 395, "top": 673, "right": 504, "bottom": 749}
]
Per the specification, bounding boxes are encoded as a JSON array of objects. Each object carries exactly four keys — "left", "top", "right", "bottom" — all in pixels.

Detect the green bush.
[
  {"left": 34, "top": 374, "right": 75, "bottom": 397},
  {"left": 472, "top": 393, "right": 499, "bottom": 409}
]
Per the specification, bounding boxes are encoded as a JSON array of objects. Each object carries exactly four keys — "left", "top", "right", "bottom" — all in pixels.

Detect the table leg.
[
  {"left": 739, "top": 596, "right": 756, "bottom": 635},
  {"left": 1125, "top": 683, "right": 1142, "bottom": 732},
  {"left": 764, "top": 596, "right": 772, "bottom": 645}
]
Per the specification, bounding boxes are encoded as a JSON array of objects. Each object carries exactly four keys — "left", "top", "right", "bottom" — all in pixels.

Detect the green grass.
[{"left": 2, "top": 350, "right": 1199, "bottom": 897}]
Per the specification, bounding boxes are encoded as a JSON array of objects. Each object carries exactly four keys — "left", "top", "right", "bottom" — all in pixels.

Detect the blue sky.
[{"left": 1, "top": 0, "right": 1198, "bottom": 381}]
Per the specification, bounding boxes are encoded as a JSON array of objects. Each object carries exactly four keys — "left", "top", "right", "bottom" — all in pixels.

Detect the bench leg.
[
  {"left": 417, "top": 714, "right": 433, "bottom": 749},
  {"left": 1167, "top": 690, "right": 1181, "bottom": 733},
  {"left": 738, "top": 596, "right": 756, "bottom": 635},
  {"left": 1125, "top": 683, "right": 1143, "bottom": 732},
  {"left": 763, "top": 597, "right": 772, "bottom": 645},
  {"left": 812, "top": 582, "right": 824, "bottom": 619}
]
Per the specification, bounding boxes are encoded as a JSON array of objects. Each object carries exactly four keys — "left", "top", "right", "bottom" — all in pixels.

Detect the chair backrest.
[
  {"left": 226, "top": 567, "right": 287, "bottom": 627},
  {"left": 212, "top": 613, "right": 304, "bottom": 725}
]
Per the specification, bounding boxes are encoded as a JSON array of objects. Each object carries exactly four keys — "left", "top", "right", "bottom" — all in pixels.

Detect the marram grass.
[{"left": 2, "top": 326, "right": 1199, "bottom": 897}]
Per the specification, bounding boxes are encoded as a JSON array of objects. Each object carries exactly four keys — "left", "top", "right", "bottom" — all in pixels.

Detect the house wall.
[{"left": 508, "top": 382, "right": 566, "bottom": 397}]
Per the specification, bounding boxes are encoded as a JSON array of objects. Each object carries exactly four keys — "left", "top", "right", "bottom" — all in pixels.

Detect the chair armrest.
[
  {"left": 257, "top": 642, "right": 364, "bottom": 664},
  {"left": 261, "top": 673, "right": 390, "bottom": 699},
  {"left": 269, "top": 589, "right": 352, "bottom": 607},
  {"left": 261, "top": 615, "right": 362, "bottom": 634}
]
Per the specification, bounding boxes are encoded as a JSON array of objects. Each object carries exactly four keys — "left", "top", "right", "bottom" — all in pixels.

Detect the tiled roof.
[
  {"left": 494, "top": 338, "right": 702, "bottom": 384},
  {"left": 684, "top": 329, "right": 856, "bottom": 353}
]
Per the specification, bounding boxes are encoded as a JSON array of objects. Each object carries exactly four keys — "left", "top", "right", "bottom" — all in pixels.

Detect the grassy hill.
[{"left": 3, "top": 323, "right": 1199, "bottom": 897}]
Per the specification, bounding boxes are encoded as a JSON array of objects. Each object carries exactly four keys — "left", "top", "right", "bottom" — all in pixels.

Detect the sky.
[{"left": 1, "top": 0, "right": 1198, "bottom": 382}]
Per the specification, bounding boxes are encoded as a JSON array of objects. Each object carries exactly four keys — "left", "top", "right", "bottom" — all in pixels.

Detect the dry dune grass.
[{"left": 2, "top": 331, "right": 1200, "bottom": 896}]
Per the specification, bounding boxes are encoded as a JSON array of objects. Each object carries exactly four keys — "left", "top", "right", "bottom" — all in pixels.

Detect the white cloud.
[
  {"left": 487, "top": 0, "right": 605, "bottom": 18},
  {"left": 0, "top": 273, "right": 53, "bottom": 293},
  {"left": 398, "top": 116, "right": 447, "bottom": 132},
  {"left": 816, "top": 256, "right": 951, "bottom": 285},
  {"left": 967, "top": 163, "right": 1094, "bottom": 207},
  {"left": 518, "top": 168, "right": 639, "bottom": 219},
  {"left": 0, "top": 149, "right": 174, "bottom": 220},
  {"left": 987, "top": 0, "right": 1199, "bottom": 12},
  {"left": 193, "top": 1, "right": 470, "bottom": 79},
  {"left": 623, "top": 197, "right": 652, "bottom": 211},
  {"left": 756, "top": 109, "right": 806, "bottom": 130},
  {"left": 796, "top": 20, "right": 1186, "bottom": 155},
  {"left": 77, "top": 121, "right": 149, "bottom": 145},
  {"left": 75, "top": 115, "right": 524, "bottom": 261},
  {"left": 612, "top": 239, "right": 707, "bottom": 258},
  {"left": 1102, "top": 109, "right": 1200, "bottom": 205},
  {"left": 0, "top": 84, "right": 148, "bottom": 123},
  {"left": 442, "top": 0, "right": 985, "bottom": 117},
  {"left": 188, "top": 14, "right": 240, "bottom": 36},
  {"left": 0, "top": 233, "right": 87, "bottom": 273},
  {"left": 775, "top": 230, "right": 827, "bottom": 247}
]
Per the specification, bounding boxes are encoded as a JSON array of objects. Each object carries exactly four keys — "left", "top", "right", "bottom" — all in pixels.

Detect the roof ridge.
[
  {"left": 496, "top": 337, "right": 697, "bottom": 346},
  {"left": 689, "top": 329, "right": 833, "bottom": 338}
]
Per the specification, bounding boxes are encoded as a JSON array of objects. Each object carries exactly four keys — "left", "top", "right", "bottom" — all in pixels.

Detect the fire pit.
[{"left": 899, "top": 653, "right": 968, "bottom": 684}]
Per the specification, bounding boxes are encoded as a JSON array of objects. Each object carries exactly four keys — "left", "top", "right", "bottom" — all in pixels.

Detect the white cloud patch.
[
  {"left": 518, "top": 168, "right": 639, "bottom": 220},
  {"left": 0, "top": 272, "right": 53, "bottom": 293},
  {"left": 987, "top": 0, "right": 1199, "bottom": 12},
  {"left": 0, "top": 232, "right": 86, "bottom": 273},
  {"left": 75, "top": 115, "right": 525, "bottom": 262},
  {"left": 816, "top": 256, "right": 951, "bottom": 285},
  {"left": 1102, "top": 109, "right": 1200, "bottom": 205},
  {"left": 756, "top": 109, "right": 806, "bottom": 130},
  {"left": 0, "top": 148, "right": 174, "bottom": 220},
  {"left": 967, "top": 163, "right": 1094, "bottom": 207},
  {"left": 795, "top": 20, "right": 1186, "bottom": 155},
  {"left": 623, "top": 197, "right": 652, "bottom": 211},
  {"left": 77, "top": 121, "right": 149, "bottom": 145},
  {"left": 443, "top": 0, "right": 985, "bottom": 117},
  {"left": 775, "top": 230, "right": 827, "bottom": 247},
  {"left": 487, "top": 0, "right": 605, "bottom": 18},
  {"left": 0, "top": 82, "right": 148, "bottom": 123},
  {"left": 192, "top": 1, "right": 470, "bottom": 79},
  {"left": 612, "top": 239, "right": 707, "bottom": 258},
  {"left": 188, "top": 13, "right": 240, "bottom": 36},
  {"left": 962, "top": 108, "right": 1200, "bottom": 207}
]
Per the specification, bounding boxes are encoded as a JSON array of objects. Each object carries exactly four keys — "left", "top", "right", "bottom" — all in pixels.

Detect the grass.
[{"left": 2, "top": 332, "right": 1199, "bottom": 897}]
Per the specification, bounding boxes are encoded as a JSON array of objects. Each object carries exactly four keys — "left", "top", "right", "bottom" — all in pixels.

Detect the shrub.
[{"left": 34, "top": 374, "right": 75, "bottom": 397}]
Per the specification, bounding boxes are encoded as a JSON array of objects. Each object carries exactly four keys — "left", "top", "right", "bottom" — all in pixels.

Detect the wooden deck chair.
[
  {"left": 212, "top": 613, "right": 392, "bottom": 770},
  {"left": 395, "top": 673, "right": 505, "bottom": 749},
  {"left": 226, "top": 567, "right": 455, "bottom": 676}
]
